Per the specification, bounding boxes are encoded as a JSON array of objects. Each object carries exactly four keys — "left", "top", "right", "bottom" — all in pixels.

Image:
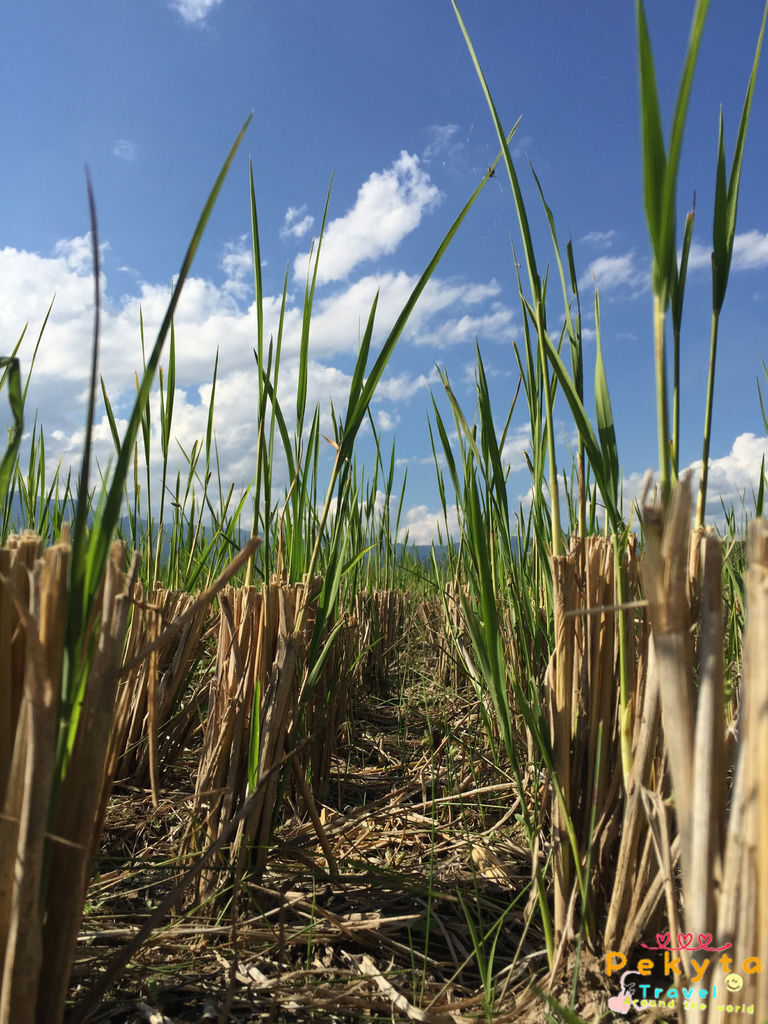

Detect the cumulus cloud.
[
  {"left": 168, "top": 0, "right": 224, "bottom": 25},
  {"left": 375, "top": 368, "right": 439, "bottom": 402},
  {"left": 397, "top": 503, "right": 461, "bottom": 546},
  {"left": 294, "top": 151, "right": 442, "bottom": 284},
  {"left": 686, "top": 241, "right": 712, "bottom": 271},
  {"left": 414, "top": 307, "right": 515, "bottom": 347},
  {"left": 295, "top": 271, "right": 514, "bottom": 357},
  {"left": 0, "top": 230, "right": 510, "bottom": 508},
  {"left": 0, "top": 148, "right": 512, "bottom": 514},
  {"left": 218, "top": 236, "right": 253, "bottom": 301},
  {"left": 621, "top": 433, "right": 768, "bottom": 524},
  {"left": 733, "top": 230, "right": 768, "bottom": 269},
  {"left": 375, "top": 409, "right": 399, "bottom": 432},
  {"left": 579, "top": 251, "right": 647, "bottom": 296},
  {"left": 690, "top": 433, "right": 768, "bottom": 517},
  {"left": 501, "top": 426, "right": 532, "bottom": 472},
  {"left": 688, "top": 230, "right": 768, "bottom": 273},
  {"left": 280, "top": 205, "right": 314, "bottom": 241}
]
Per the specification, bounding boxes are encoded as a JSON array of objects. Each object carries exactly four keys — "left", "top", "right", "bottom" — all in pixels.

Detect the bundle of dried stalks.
[
  {"left": 0, "top": 530, "right": 261, "bottom": 1024},
  {"left": 303, "top": 603, "right": 357, "bottom": 801},
  {"left": 602, "top": 492, "right": 730, "bottom": 959},
  {"left": 416, "top": 598, "right": 455, "bottom": 689},
  {"left": 106, "top": 581, "right": 212, "bottom": 796},
  {"left": 353, "top": 588, "right": 409, "bottom": 691},
  {"left": 721, "top": 516, "right": 768, "bottom": 1021},
  {"left": 435, "top": 581, "right": 472, "bottom": 690},
  {"left": 639, "top": 478, "right": 767, "bottom": 1021},
  {"left": 186, "top": 573, "right": 354, "bottom": 900},
  {"left": 0, "top": 532, "right": 136, "bottom": 1024},
  {"left": 549, "top": 534, "right": 653, "bottom": 952}
]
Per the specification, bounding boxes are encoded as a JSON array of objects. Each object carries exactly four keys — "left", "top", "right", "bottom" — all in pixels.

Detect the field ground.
[{"left": 74, "top": 674, "right": 622, "bottom": 1024}]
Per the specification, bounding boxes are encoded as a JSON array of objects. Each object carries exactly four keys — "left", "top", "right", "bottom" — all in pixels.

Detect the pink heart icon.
[
  {"left": 607, "top": 992, "right": 632, "bottom": 1015},
  {"left": 678, "top": 932, "right": 694, "bottom": 949},
  {"left": 655, "top": 932, "right": 671, "bottom": 948},
  {"left": 697, "top": 933, "right": 713, "bottom": 949}
]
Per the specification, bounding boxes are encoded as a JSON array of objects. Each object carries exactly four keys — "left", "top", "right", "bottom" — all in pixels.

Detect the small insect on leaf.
[{"left": 487, "top": 166, "right": 495, "bottom": 178}]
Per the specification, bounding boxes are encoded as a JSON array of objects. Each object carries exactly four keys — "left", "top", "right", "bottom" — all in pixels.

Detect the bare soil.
[{"left": 72, "top": 683, "right": 640, "bottom": 1024}]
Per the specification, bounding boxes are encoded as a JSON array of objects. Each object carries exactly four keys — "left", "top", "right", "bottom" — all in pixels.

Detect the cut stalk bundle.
[
  {"left": 424, "top": 581, "right": 470, "bottom": 693},
  {"left": 416, "top": 597, "right": 456, "bottom": 691},
  {"left": 726, "top": 517, "right": 768, "bottom": 1021},
  {"left": 106, "top": 582, "right": 212, "bottom": 796},
  {"left": 549, "top": 535, "right": 641, "bottom": 947},
  {"left": 639, "top": 479, "right": 768, "bottom": 1022},
  {"left": 352, "top": 589, "right": 410, "bottom": 692},
  {"left": 186, "top": 573, "right": 355, "bottom": 900},
  {"left": 0, "top": 532, "right": 136, "bottom": 1024}
]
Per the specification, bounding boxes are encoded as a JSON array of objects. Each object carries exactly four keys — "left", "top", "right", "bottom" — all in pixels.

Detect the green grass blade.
[
  {"left": 60, "top": 115, "right": 252, "bottom": 776},
  {"left": 69, "top": 171, "right": 102, "bottom": 610},
  {"left": 539, "top": 326, "right": 622, "bottom": 533},
  {"left": 637, "top": 0, "right": 709, "bottom": 296},
  {"left": 712, "top": 0, "right": 768, "bottom": 313},
  {"left": 758, "top": 361, "right": 768, "bottom": 433},
  {"left": 249, "top": 158, "right": 265, "bottom": 364},
  {"left": 593, "top": 292, "right": 619, "bottom": 507},
  {"left": 636, "top": 0, "right": 667, "bottom": 279},
  {"left": 661, "top": 0, "right": 709, "bottom": 254},
  {"left": 297, "top": 178, "right": 332, "bottom": 440},
  {"left": 450, "top": 1, "right": 535, "bottom": 298},
  {"left": 0, "top": 357, "right": 23, "bottom": 525},
  {"left": 756, "top": 454, "right": 765, "bottom": 518},
  {"left": 99, "top": 377, "right": 121, "bottom": 452},
  {"left": 337, "top": 163, "right": 498, "bottom": 469},
  {"left": 82, "top": 114, "right": 250, "bottom": 596}
]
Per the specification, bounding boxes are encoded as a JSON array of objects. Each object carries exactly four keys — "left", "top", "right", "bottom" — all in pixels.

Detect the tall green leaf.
[
  {"left": 712, "top": 0, "right": 767, "bottom": 314},
  {"left": 59, "top": 115, "right": 252, "bottom": 780}
]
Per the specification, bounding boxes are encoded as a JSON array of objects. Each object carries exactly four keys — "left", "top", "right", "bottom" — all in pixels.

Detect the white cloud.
[
  {"left": 621, "top": 433, "right": 768, "bottom": 524},
  {"left": 112, "top": 139, "right": 138, "bottom": 162},
  {"left": 280, "top": 205, "right": 314, "bottom": 241},
  {"left": 733, "top": 230, "right": 768, "bottom": 269},
  {"left": 398, "top": 503, "right": 461, "bottom": 545},
  {"left": 218, "top": 236, "right": 253, "bottom": 301},
  {"left": 462, "top": 359, "right": 514, "bottom": 384},
  {"left": 581, "top": 230, "right": 616, "bottom": 247},
  {"left": 423, "top": 124, "right": 461, "bottom": 162},
  {"left": 686, "top": 241, "right": 712, "bottom": 271},
  {"left": 692, "top": 433, "right": 768, "bottom": 515},
  {"left": 169, "top": 0, "right": 224, "bottom": 25},
  {"left": 375, "top": 368, "right": 439, "bottom": 402},
  {"left": 375, "top": 409, "right": 398, "bottom": 432},
  {"left": 501, "top": 426, "right": 531, "bottom": 471},
  {"left": 294, "top": 151, "right": 442, "bottom": 284},
  {"left": 298, "top": 271, "right": 514, "bottom": 357},
  {"left": 413, "top": 307, "right": 515, "bottom": 347},
  {"left": 579, "top": 251, "right": 647, "bottom": 296},
  {"left": 53, "top": 234, "right": 101, "bottom": 275},
  {"left": 0, "top": 233, "right": 510, "bottom": 513},
  {"left": 686, "top": 230, "right": 768, "bottom": 273}
]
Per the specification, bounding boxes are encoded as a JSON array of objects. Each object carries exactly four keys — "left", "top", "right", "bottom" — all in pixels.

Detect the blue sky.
[{"left": 2, "top": 1, "right": 768, "bottom": 541}]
